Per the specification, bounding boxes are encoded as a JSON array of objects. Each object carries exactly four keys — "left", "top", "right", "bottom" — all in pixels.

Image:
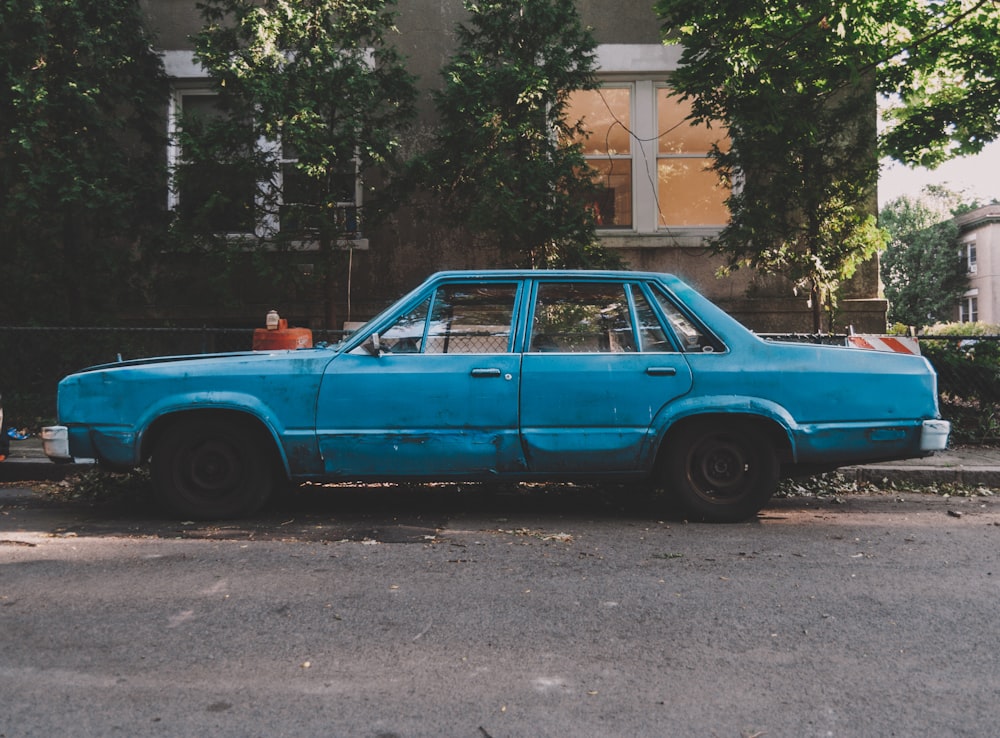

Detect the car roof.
[{"left": 425, "top": 269, "right": 679, "bottom": 281}]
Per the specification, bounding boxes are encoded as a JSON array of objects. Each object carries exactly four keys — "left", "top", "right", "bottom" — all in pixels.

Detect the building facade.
[
  {"left": 142, "top": 0, "right": 888, "bottom": 332},
  {"left": 955, "top": 204, "right": 1000, "bottom": 324}
]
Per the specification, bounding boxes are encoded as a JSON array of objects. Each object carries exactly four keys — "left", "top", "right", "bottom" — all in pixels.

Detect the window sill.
[
  {"left": 598, "top": 229, "right": 723, "bottom": 249},
  {"left": 212, "top": 234, "right": 370, "bottom": 251}
]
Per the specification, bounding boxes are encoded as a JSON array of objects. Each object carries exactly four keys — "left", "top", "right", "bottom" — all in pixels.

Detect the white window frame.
[
  {"left": 166, "top": 85, "right": 265, "bottom": 230},
  {"left": 270, "top": 142, "right": 363, "bottom": 241},
  {"left": 960, "top": 289, "right": 979, "bottom": 323},
  {"left": 592, "top": 45, "right": 729, "bottom": 237},
  {"left": 965, "top": 238, "right": 978, "bottom": 274},
  {"left": 162, "top": 50, "right": 367, "bottom": 250}
]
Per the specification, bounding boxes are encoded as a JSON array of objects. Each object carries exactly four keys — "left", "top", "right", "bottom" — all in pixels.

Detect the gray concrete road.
[{"left": 1, "top": 483, "right": 999, "bottom": 737}]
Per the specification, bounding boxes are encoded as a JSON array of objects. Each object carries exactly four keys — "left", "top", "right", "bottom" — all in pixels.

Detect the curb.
[{"left": 845, "top": 464, "right": 1000, "bottom": 488}]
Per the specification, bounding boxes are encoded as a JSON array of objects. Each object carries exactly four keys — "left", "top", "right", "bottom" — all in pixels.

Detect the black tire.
[
  {"left": 150, "top": 417, "right": 275, "bottom": 520},
  {"left": 661, "top": 419, "right": 779, "bottom": 523}
]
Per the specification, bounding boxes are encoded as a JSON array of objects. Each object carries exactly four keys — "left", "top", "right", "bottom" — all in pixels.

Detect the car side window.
[
  {"left": 379, "top": 297, "right": 430, "bottom": 353},
  {"left": 651, "top": 287, "right": 725, "bottom": 353},
  {"left": 529, "top": 282, "right": 637, "bottom": 353},
  {"left": 632, "top": 288, "right": 675, "bottom": 352},
  {"left": 363, "top": 283, "right": 518, "bottom": 355},
  {"left": 423, "top": 284, "right": 518, "bottom": 354}
]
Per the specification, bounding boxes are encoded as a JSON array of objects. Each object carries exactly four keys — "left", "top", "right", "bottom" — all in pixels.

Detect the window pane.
[
  {"left": 657, "top": 158, "right": 729, "bottom": 227},
  {"left": 530, "top": 283, "right": 636, "bottom": 353},
  {"left": 567, "top": 88, "right": 631, "bottom": 155},
  {"left": 658, "top": 90, "right": 728, "bottom": 154},
  {"left": 177, "top": 161, "right": 256, "bottom": 233},
  {"left": 280, "top": 159, "right": 359, "bottom": 235},
  {"left": 567, "top": 87, "right": 633, "bottom": 229},
  {"left": 181, "top": 94, "right": 228, "bottom": 123},
  {"left": 585, "top": 159, "right": 632, "bottom": 228},
  {"left": 424, "top": 285, "right": 517, "bottom": 354},
  {"left": 280, "top": 163, "right": 322, "bottom": 233},
  {"left": 633, "top": 288, "right": 673, "bottom": 352},
  {"left": 176, "top": 93, "right": 256, "bottom": 233}
]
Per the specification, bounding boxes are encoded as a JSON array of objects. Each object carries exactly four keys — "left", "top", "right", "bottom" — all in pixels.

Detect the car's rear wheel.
[
  {"left": 150, "top": 417, "right": 275, "bottom": 520},
  {"left": 661, "top": 419, "right": 779, "bottom": 523}
]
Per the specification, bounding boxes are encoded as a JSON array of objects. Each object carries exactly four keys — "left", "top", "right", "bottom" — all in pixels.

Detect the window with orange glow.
[
  {"left": 566, "top": 87, "right": 633, "bottom": 228},
  {"left": 656, "top": 90, "right": 729, "bottom": 227},
  {"left": 567, "top": 84, "right": 730, "bottom": 232}
]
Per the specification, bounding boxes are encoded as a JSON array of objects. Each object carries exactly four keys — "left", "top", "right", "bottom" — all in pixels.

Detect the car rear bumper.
[{"left": 792, "top": 418, "right": 951, "bottom": 465}]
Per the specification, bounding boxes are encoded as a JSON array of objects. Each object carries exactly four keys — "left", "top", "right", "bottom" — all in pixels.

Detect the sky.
[{"left": 878, "top": 140, "right": 1000, "bottom": 208}]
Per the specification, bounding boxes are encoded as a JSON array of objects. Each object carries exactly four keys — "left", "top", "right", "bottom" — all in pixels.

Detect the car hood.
[
  {"left": 73, "top": 348, "right": 333, "bottom": 374},
  {"left": 57, "top": 348, "right": 338, "bottom": 429}
]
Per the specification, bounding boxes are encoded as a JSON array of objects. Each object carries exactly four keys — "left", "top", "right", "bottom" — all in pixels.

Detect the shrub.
[{"left": 921, "top": 322, "right": 1000, "bottom": 443}]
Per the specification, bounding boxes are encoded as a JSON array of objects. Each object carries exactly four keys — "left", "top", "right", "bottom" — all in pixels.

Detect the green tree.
[
  {"left": 880, "top": 191, "right": 969, "bottom": 328},
  {"left": 180, "top": 0, "right": 418, "bottom": 326},
  {"left": 0, "top": 0, "right": 168, "bottom": 323},
  {"left": 878, "top": 0, "right": 1000, "bottom": 167},
  {"left": 424, "top": 0, "right": 613, "bottom": 268},
  {"left": 656, "top": 0, "right": 891, "bottom": 331}
]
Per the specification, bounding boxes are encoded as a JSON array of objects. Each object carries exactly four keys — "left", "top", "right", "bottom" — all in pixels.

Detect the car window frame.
[{"left": 523, "top": 277, "right": 690, "bottom": 355}]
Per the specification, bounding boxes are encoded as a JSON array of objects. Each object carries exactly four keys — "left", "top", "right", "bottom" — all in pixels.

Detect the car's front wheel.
[
  {"left": 661, "top": 419, "right": 779, "bottom": 523},
  {"left": 150, "top": 417, "right": 275, "bottom": 520}
]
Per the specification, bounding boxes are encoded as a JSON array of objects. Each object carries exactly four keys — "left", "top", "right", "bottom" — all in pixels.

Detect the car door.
[
  {"left": 519, "top": 279, "right": 694, "bottom": 473},
  {"left": 315, "top": 280, "right": 526, "bottom": 478}
]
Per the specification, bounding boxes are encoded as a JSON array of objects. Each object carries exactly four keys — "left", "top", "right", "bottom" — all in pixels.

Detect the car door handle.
[
  {"left": 646, "top": 367, "right": 678, "bottom": 376},
  {"left": 471, "top": 368, "right": 503, "bottom": 378}
]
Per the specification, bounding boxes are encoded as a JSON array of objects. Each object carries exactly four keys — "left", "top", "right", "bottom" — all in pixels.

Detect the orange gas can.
[{"left": 252, "top": 312, "right": 313, "bottom": 350}]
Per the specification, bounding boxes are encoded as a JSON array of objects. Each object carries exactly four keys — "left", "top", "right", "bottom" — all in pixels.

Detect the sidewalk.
[
  {"left": 3, "top": 436, "right": 1000, "bottom": 487},
  {"left": 0, "top": 436, "right": 94, "bottom": 482}
]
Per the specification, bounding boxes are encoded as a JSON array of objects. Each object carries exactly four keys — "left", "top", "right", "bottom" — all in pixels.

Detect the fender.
[
  {"left": 129, "top": 392, "right": 306, "bottom": 474},
  {"left": 643, "top": 394, "right": 800, "bottom": 466}
]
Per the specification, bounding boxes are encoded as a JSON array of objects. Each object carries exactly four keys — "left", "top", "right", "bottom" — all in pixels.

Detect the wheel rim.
[
  {"left": 178, "top": 439, "right": 242, "bottom": 500},
  {"left": 688, "top": 434, "right": 754, "bottom": 503}
]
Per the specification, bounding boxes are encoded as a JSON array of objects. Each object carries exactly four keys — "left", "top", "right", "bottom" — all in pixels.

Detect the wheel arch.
[
  {"left": 655, "top": 411, "right": 794, "bottom": 473},
  {"left": 140, "top": 408, "right": 289, "bottom": 479}
]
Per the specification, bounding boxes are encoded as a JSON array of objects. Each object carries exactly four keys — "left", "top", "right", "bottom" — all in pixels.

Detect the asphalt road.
[{"left": 1, "top": 482, "right": 999, "bottom": 737}]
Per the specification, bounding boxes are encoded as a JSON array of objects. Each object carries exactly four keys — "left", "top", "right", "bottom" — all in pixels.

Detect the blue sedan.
[{"left": 46, "top": 270, "right": 949, "bottom": 522}]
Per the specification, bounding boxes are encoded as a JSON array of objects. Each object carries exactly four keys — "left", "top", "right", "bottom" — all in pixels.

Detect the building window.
[
  {"left": 569, "top": 86, "right": 633, "bottom": 228},
  {"left": 275, "top": 142, "right": 361, "bottom": 238},
  {"left": 168, "top": 89, "right": 257, "bottom": 234},
  {"left": 167, "top": 83, "right": 363, "bottom": 244},
  {"left": 656, "top": 88, "right": 730, "bottom": 228},
  {"left": 960, "top": 291, "right": 979, "bottom": 323},
  {"left": 567, "top": 82, "right": 729, "bottom": 234},
  {"left": 965, "top": 240, "right": 978, "bottom": 274}
]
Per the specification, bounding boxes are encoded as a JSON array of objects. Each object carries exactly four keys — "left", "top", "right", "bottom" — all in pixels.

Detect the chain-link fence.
[
  {"left": 913, "top": 335, "right": 1000, "bottom": 444},
  {"left": 3, "top": 328, "right": 998, "bottom": 444}
]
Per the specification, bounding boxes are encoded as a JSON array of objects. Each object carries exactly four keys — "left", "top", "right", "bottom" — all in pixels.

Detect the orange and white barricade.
[{"left": 845, "top": 335, "right": 921, "bottom": 355}]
